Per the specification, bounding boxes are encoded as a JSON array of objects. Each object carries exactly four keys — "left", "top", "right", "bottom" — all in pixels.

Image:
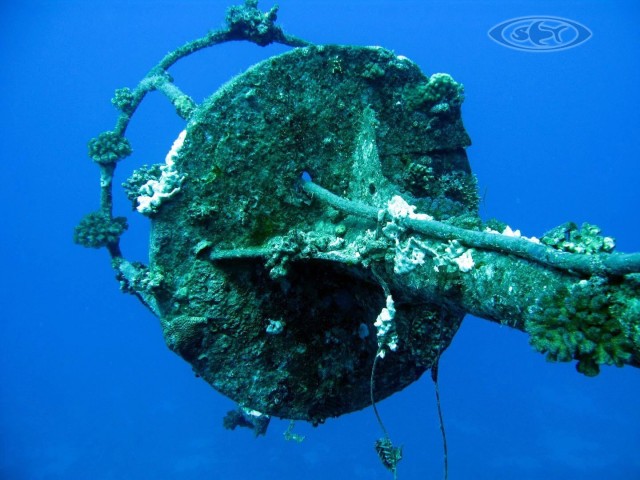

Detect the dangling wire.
[
  {"left": 369, "top": 265, "right": 402, "bottom": 478},
  {"left": 370, "top": 351, "right": 388, "bottom": 437},
  {"left": 371, "top": 349, "right": 402, "bottom": 479},
  {"left": 431, "top": 360, "right": 448, "bottom": 480},
  {"left": 432, "top": 311, "right": 449, "bottom": 480}
]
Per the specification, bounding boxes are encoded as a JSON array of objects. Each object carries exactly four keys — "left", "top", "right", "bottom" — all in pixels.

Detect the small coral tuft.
[
  {"left": 74, "top": 211, "right": 127, "bottom": 249},
  {"left": 406, "top": 73, "right": 465, "bottom": 114},
  {"left": 88, "top": 131, "right": 132, "bottom": 165},
  {"left": 112, "top": 87, "right": 136, "bottom": 113}
]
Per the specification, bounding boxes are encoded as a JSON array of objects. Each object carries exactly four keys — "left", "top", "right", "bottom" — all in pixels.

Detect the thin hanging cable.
[
  {"left": 370, "top": 352, "right": 389, "bottom": 437},
  {"left": 432, "top": 360, "right": 448, "bottom": 480}
]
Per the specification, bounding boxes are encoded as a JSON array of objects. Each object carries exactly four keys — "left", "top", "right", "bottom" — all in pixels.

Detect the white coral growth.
[
  {"left": 387, "top": 195, "right": 433, "bottom": 222},
  {"left": 382, "top": 195, "right": 474, "bottom": 274},
  {"left": 374, "top": 295, "right": 398, "bottom": 357},
  {"left": 136, "top": 130, "right": 187, "bottom": 215},
  {"left": 453, "top": 248, "right": 474, "bottom": 272}
]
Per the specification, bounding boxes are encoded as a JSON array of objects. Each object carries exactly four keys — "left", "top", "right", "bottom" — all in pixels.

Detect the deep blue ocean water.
[{"left": 1, "top": 1, "right": 639, "bottom": 479}]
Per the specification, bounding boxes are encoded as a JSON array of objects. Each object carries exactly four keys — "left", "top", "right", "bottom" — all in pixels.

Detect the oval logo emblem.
[{"left": 488, "top": 16, "right": 591, "bottom": 52}]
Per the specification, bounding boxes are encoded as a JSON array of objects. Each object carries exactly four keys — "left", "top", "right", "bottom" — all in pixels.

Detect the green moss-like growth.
[
  {"left": 526, "top": 276, "right": 634, "bottom": 376},
  {"left": 360, "top": 61, "right": 386, "bottom": 81},
  {"left": 88, "top": 130, "right": 132, "bottom": 165},
  {"left": 541, "top": 222, "right": 615, "bottom": 254},
  {"left": 439, "top": 170, "right": 479, "bottom": 211},
  {"left": 173, "top": 95, "right": 196, "bottom": 119},
  {"left": 610, "top": 274, "right": 640, "bottom": 355},
  {"left": 249, "top": 213, "right": 283, "bottom": 246},
  {"left": 74, "top": 211, "right": 127, "bottom": 249}
]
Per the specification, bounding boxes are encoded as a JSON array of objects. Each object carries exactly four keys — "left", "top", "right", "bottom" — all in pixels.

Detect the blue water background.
[{"left": 1, "top": 1, "right": 639, "bottom": 478}]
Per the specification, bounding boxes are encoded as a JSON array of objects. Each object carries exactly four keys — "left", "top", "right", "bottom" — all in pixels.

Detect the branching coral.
[{"left": 526, "top": 276, "right": 634, "bottom": 376}]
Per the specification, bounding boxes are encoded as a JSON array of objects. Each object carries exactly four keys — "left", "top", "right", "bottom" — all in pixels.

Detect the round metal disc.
[{"left": 147, "top": 45, "right": 474, "bottom": 422}]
